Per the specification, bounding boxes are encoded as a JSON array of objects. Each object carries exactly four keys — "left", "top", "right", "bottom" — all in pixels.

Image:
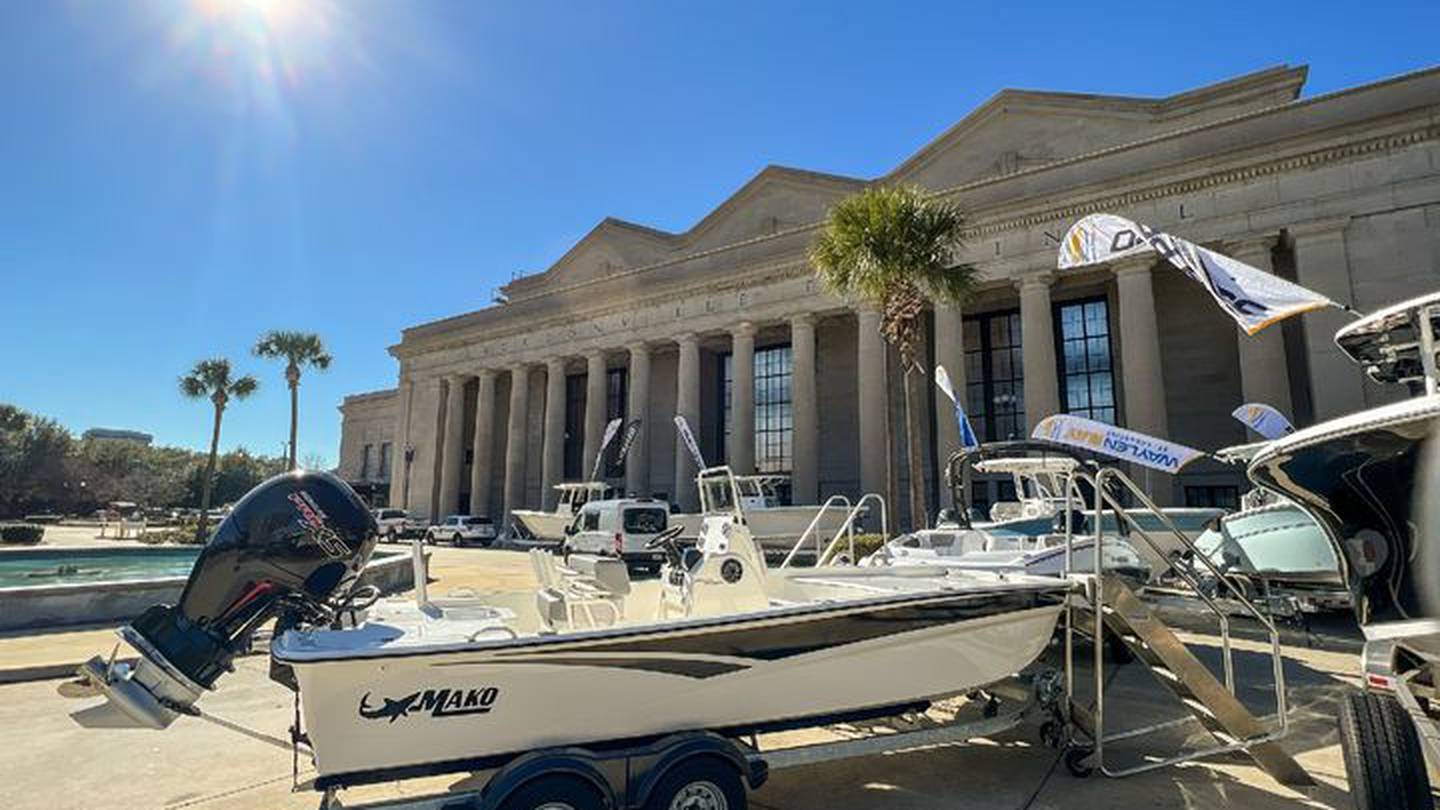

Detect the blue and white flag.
[
  {"left": 1058, "top": 213, "right": 1335, "bottom": 335},
  {"left": 934, "top": 365, "right": 980, "bottom": 450},
  {"left": 1032, "top": 413, "right": 1205, "bottom": 474},
  {"left": 1231, "top": 403, "right": 1294, "bottom": 440}
]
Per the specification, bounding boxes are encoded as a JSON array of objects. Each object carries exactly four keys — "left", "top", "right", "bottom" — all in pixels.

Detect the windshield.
[
  {"left": 463, "top": 517, "right": 491, "bottom": 525},
  {"left": 623, "top": 508, "right": 667, "bottom": 534}
]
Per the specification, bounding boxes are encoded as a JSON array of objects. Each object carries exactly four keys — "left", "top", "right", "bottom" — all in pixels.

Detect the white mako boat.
[
  {"left": 669, "top": 470, "right": 861, "bottom": 553},
  {"left": 63, "top": 470, "right": 1070, "bottom": 794},
  {"left": 509, "top": 480, "right": 619, "bottom": 542},
  {"left": 866, "top": 446, "right": 1150, "bottom": 583}
]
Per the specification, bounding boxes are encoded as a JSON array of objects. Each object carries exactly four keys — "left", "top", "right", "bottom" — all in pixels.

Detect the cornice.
[
  {"left": 959, "top": 124, "right": 1436, "bottom": 239},
  {"left": 395, "top": 71, "right": 1440, "bottom": 360}
]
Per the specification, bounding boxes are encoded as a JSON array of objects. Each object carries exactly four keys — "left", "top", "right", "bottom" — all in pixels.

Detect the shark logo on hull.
[{"left": 358, "top": 687, "right": 499, "bottom": 722}]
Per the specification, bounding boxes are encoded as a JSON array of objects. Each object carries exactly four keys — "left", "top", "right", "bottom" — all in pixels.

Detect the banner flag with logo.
[
  {"left": 933, "top": 365, "right": 980, "bottom": 451},
  {"left": 1031, "top": 413, "right": 1205, "bottom": 474},
  {"left": 673, "top": 415, "right": 706, "bottom": 470},
  {"left": 1230, "top": 403, "right": 1294, "bottom": 440},
  {"left": 589, "top": 417, "right": 624, "bottom": 480},
  {"left": 614, "top": 419, "right": 644, "bottom": 464},
  {"left": 1058, "top": 213, "right": 1336, "bottom": 335}
]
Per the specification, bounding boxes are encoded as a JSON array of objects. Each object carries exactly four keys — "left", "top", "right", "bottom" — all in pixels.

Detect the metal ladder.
[{"left": 1060, "top": 467, "right": 1314, "bottom": 787}]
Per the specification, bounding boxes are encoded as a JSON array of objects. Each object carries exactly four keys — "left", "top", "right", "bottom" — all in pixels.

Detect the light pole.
[{"left": 402, "top": 443, "right": 415, "bottom": 509}]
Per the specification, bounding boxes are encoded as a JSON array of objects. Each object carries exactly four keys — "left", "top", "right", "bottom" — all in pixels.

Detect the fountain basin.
[{"left": 0, "top": 547, "right": 415, "bottom": 631}]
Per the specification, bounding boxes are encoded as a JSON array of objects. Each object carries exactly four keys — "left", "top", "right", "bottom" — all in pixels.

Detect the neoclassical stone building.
[{"left": 337, "top": 64, "right": 1440, "bottom": 524}]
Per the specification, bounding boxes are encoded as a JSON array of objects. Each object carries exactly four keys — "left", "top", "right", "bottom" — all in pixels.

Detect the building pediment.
[
  {"left": 503, "top": 218, "right": 678, "bottom": 294},
  {"left": 888, "top": 65, "right": 1306, "bottom": 191}
]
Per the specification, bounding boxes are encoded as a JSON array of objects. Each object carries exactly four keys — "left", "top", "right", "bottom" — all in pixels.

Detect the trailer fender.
[
  {"left": 482, "top": 747, "right": 617, "bottom": 809},
  {"left": 631, "top": 732, "right": 767, "bottom": 807}
]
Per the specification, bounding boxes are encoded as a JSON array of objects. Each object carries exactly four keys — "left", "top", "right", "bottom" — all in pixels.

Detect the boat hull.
[
  {"left": 672, "top": 507, "right": 861, "bottom": 552},
  {"left": 282, "top": 592, "right": 1062, "bottom": 786},
  {"left": 508, "top": 510, "right": 570, "bottom": 542}
]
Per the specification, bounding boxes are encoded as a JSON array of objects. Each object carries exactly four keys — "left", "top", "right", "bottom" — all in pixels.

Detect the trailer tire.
[
  {"left": 644, "top": 756, "right": 746, "bottom": 810},
  {"left": 1338, "top": 690, "right": 1431, "bottom": 810},
  {"left": 497, "top": 773, "right": 606, "bottom": 810}
]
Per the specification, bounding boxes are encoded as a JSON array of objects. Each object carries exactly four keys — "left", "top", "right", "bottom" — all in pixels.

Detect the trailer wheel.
[
  {"left": 645, "top": 756, "right": 746, "bottom": 810},
  {"left": 497, "top": 774, "right": 605, "bottom": 810},
  {"left": 1063, "top": 745, "right": 1095, "bottom": 778},
  {"left": 1338, "top": 690, "right": 1431, "bottom": 810}
]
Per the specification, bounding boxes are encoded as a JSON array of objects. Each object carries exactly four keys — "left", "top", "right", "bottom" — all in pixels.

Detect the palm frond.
[
  {"left": 255, "top": 330, "right": 331, "bottom": 371},
  {"left": 229, "top": 375, "right": 259, "bottom": 399}
]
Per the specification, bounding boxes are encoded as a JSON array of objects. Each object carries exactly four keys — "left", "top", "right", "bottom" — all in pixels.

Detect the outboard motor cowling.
[{"left": 69, "top": 471, "right": 376, "bottom": 728}]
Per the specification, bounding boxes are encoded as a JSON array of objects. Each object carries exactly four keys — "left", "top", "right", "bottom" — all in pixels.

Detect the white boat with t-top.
[{"left": 509, "top": 481, "right": 619, "bottom": 542}]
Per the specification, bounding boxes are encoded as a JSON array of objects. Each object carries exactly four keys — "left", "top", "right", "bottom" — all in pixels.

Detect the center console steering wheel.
[{"left": 645, "top": 524, "right": 688, "bottom": 567}]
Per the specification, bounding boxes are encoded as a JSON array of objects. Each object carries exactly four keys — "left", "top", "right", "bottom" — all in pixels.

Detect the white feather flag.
[{"left": 1058, "top": 213, "right": 1335, "bottom": 335}]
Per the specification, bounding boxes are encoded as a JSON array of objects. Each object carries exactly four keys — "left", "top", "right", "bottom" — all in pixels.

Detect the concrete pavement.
[{"left": 0, "top": 546, "right": 1364, "bottom": 810}]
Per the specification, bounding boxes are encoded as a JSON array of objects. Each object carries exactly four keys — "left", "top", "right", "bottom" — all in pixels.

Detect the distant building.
[
  {"left": 337, "top": 390, "right": 398, "bottom": 507},
  {"left": 83, "top": 427, "right": 153, "bottom": 446},
  {"left": 338, "top": 65, "right": 1440, "bottom": 523}
]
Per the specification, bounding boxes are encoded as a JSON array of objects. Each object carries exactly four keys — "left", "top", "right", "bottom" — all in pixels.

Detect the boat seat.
[{"left": 528, "top": 550, "right": 624, "bottom": 631}]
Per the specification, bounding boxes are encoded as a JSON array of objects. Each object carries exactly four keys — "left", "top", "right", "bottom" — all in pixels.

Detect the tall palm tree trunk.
[
  {"left": 288, "top": 378, "right": 299, "bottom": 470},
  {"left": 198, "top": 402, "right": 224, "bottom": 540},
  {"left": 903, "top": 365, "right": 930, "bottom": 531}
]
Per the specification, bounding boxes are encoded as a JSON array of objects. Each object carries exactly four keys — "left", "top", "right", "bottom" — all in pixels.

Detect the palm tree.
[
  {"left": 810, "top": 185, "right": 974, "bottom": 530},
  {"left": 180, "top": 358, "right": 259, "bottom": 539},
  {"left": 253, "top": 331, "right": 332, "bottom": 470}
]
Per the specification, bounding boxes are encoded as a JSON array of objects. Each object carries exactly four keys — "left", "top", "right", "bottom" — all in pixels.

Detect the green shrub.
[
  {"left": 0, "top": 523, "right": 46, "bottom": 544},
  {"left": 140, "top": 521, "right": 209, "bottom": 546}
]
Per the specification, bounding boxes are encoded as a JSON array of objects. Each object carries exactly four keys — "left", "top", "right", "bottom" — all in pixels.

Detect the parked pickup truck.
[
  {"left": 425, "top": 515, "right": 498, "bottom": 547},
  {"left": 373, "top": 508, "right": 427, "bottom": 542}
]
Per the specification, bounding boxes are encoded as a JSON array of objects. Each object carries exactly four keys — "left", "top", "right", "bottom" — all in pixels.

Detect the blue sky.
[{"left": 1, "top": 0, "right": 1435, "bottom": 464}]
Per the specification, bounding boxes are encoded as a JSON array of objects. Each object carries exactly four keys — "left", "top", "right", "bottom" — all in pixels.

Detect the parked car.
[
  {"left": 562, "top": 498, "right": 669, "bottom": 570},
  {"left": 373, "top": 508, "right": 426, "bottom": 542},
  {"left": 425, "top": 515, "right": 498, "bottom": 547}
]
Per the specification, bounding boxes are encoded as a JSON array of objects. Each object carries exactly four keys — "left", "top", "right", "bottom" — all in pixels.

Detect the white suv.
[
  {"left": 374, "top": 508, "right": 427, "bottom": 542},
  {"left": 562, "top": 499, "right": 670, "bottom": 571},
  {"left": 426, "top": 515, "right": 498, "bottom": 547}
]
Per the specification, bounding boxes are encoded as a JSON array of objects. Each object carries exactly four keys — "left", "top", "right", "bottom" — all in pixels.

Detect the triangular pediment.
[
  {"left": 679, "top": 165, "right": 864, "bottom": 252},
  {"left": 889, "top": 65, "right": 1306, "bottom": 190},
  {"left": 507, "top": 218, "right": 677, "bottom": 291}
]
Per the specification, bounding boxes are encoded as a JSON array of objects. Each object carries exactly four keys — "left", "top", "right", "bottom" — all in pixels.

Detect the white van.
[{"left": 562, "top": 498, "right": 670, "bottom": 570}]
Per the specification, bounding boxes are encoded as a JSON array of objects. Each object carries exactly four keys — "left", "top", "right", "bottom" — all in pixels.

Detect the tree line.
[{"left": 0, "top": 402, "right": 288, "bottom": 519}]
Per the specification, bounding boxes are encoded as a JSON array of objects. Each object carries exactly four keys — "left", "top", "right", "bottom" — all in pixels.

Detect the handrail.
[
  {"left": 817, "top": 494, "right": 888, "bottom": 567},
  {"left": 1070, "top": 465, "right": 1290, "bottom": 779},
  {"left": 778, "top": 495, "right": 854, "bottom": 568}
]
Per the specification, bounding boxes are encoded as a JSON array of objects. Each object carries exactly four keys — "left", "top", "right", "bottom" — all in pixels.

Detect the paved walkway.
[{"left": 0, "top": 546, "right": 1364, "bottom": 809}]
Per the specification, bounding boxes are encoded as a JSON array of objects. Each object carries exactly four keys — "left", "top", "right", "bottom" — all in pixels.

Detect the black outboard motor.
[{"left": 70, "top": 471, "right": 376, "bottom": 728}]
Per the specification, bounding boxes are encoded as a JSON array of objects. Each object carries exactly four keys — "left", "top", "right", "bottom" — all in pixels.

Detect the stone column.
[
  {"left": 540, "top": 359, "right": 567, "bottom": 510},
  {"left": 1113, "top": 257, "right": 1169, "bottom": 437},
  {"left": 1291, "top": 219, "right": 1365, "bottom": 421},
  {"left": 1018, "top": 272, "right": 1060, "bottom": 432},
  {"left": 790, "top": 313, "right": 819, "bottom": 504},
  {"left": 436, "top": 373, "right": 468, "bottom": 517},
  {"left": 856, "top": 307, "right": 887, "bottom": 498},
  {"left": 582, "top": 351, "right": 608, "bottom": 479},
  {"left": 1113, "top": 257, "right": 1172, "bottom": 504},
  {"left": 673, "top": 333, "right": 702, "bottom": 511},
  {"left": 1228, "top": 238, "right": 1295, "bottom": 426},
  {"left": 389, "top": 377, "right": 413, "bottom": 508},
  {"left": 625, "top": 342, "right": 651, "bottom": 497},
  {"left": 503, "top": 365, "right": 530, "bottom": 517},
  {"left": 469, "top": 369, "right": 497, "bottom": 516},
  {"left": 729, "top": 322, "right": 756, "bottom": 474},
  {"left": 932, "top": 303, "right": 965, "bottom": 504}
]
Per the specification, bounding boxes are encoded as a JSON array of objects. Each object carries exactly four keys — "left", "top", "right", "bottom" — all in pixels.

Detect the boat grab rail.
[
  {"left": 778, "top": 495, "right": 854, "bottom": 568},
  {"left": 816, "top": 494, "right": 888, "bottom": 567},
  {"left": 1066, "top": 465, "right": 1291, "bottom": 779}
]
